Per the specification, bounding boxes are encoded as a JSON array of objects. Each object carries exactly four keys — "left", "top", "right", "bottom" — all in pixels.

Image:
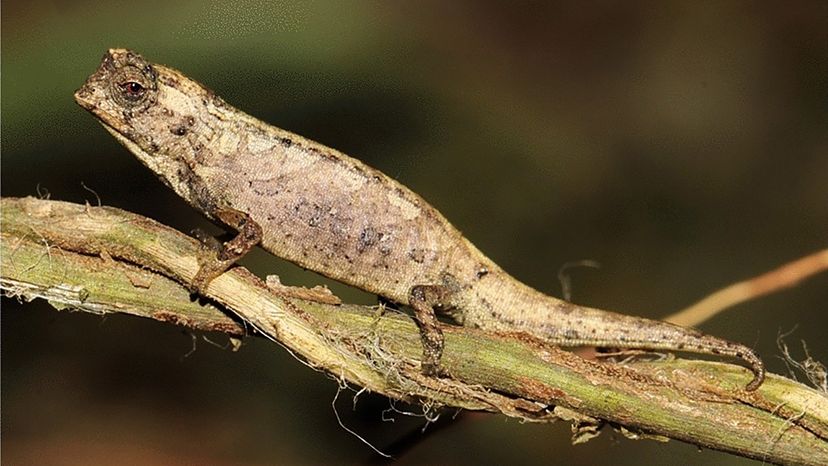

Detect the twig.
[
  {"left": 2, "top": 196, "right": 828, "bottom": 465},
  {"left": 666, "top": 249, "right": 828, "bottom": 327}
]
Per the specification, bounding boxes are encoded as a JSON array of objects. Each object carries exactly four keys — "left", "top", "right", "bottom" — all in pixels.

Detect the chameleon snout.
[{"left": 74, "top": 85, "right": 96, "bottom": 111}]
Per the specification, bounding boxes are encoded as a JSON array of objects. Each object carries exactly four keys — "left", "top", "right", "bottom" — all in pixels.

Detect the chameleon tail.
[
  {"left": 473, "top": 279, "right": 765, "bottom": 391},
  {"left": 538, "top": 302, "right": 766, "bottom": 391}
]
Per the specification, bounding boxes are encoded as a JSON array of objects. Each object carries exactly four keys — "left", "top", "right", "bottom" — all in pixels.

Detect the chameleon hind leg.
[{"left": 409, "top": 284, "right": 451, "bottom": 376}]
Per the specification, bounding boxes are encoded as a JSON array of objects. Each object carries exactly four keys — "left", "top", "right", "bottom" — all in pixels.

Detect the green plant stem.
[{"left": 2, "top": 196, "right": 827, "bottom": 465}]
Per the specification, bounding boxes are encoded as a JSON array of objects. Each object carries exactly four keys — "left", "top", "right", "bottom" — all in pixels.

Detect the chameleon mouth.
[
  {"left": 75, "top": 79, "right": 161, "bottom": 165},
  {"left": 74, "top": 84, "right": 120, "bottom": 132},
  {"left": 74, "top": 84, "right": 137, "bottom": 147},
  {"left": 73, "top": 84, "right": 98, "bottom": 112},
  {"left": 99, "top": 121, "right": 155, "bottom": 162}
]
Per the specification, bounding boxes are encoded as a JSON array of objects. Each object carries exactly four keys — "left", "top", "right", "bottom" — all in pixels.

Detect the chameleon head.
[{"left": 74, "top": 49, "right": 213, "bottom": 194}]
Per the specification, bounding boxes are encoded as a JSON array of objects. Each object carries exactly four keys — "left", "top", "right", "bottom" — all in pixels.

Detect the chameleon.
[{"left": 74, "top": 49, "right": 765, "bottom": 391}]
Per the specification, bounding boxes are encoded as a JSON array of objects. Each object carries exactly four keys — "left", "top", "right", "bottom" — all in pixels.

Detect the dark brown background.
[{"left": 3, "top": 1, "right": 827, "bottom": 464}]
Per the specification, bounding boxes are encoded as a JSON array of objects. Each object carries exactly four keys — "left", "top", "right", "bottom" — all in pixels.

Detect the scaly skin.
[{"left": 74, "top": 49, "right": 765, "bottom": 390}]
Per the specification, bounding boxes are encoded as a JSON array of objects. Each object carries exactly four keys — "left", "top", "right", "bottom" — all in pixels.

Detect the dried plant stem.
[
  {"left": 2, "top": 197, "right": 827, "bottom": 465},
  {"left": 667, "top": 249, "right": 828, "bottom": 327}
]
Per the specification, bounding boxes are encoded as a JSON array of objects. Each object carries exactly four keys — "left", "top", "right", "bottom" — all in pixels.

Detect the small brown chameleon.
[{"left": 74, "top": 49, "right": 764, "bottom": 390}]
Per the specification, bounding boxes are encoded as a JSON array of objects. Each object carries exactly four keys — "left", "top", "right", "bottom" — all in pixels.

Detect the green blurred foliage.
[{"left": 2, "top": 1, "right": 826, "bottom": 464}]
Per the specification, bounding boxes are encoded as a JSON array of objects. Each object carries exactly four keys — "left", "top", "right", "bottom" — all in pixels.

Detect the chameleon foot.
[
  {"left": 409, "top": 284, "right": 451, "bottom": 376},
  {"left": 190, "top": 207, "right": 263, "bottom": 293}
]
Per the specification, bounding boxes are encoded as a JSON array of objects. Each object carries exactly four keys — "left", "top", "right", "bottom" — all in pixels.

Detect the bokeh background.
[{"left": 2, "top": 1, "right": 826, "bottom": 464}]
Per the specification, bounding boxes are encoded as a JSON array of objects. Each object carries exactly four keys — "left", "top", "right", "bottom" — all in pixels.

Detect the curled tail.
[
  {"left": 539, "top": 303, "right": 765, "bottom": 391},
  {"left": 473, "top": 281, "right": 765, "bottom": 390}
]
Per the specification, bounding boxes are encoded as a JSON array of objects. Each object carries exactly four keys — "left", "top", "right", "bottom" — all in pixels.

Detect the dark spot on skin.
[
  {"left": 187, "top": 116, "right": 195, "bottom": 126},
  {"left": 711, "top": 348, "right": 721, "bottom": 355},
  {"left": 253, "top": 186, "right": 280, "bottom": 196},
  {"left": 393, "top": 187, "right": 417, "bottom": 206},
  {"left": 192, "top": 143, "right": 207, "bottom": 164},
  {"left": 487, "top": 308, "right": 504, "bottom": 322},
  {"left": 677, "top": 343, "right": 686, "bottom": 350},
  {"left": 172, "top": 125, "right": 187, "bottom": 136},
  {"left": 158, "top": 74, "right": 179, "bottom": 87},
  {"left": 440, "top": 272, "right": 463, "bottom": 292},
  {"left": 306, "top": 204, "right": 324, "bottom": 227},
  {"left": 564, "top": 329, "right": 580, "bottom": 339},
  {"left": 479, "top": 297, "right": 492, "bottom": 312},
  {"left": 358, "top": 227, "right": 378, "bottom": 252},
  {"left": 175, "top": 165, "right": 219, "bottom": 214},
  {"left": 199, "top": 93, "right": 223, "bottom": 110},
  {"left": 293, "top": 200, "right": 325, "bottom": 227},
  {"left": 143, "top": 64, "right": 157, "bottom": 82},
  {"left": 408, "top": 248, "right": 426, "bottom": 263}
]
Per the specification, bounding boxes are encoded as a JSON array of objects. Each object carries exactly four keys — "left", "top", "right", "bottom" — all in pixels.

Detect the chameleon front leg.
[
  {"left": 191, "top": 207, "right": 263, "bottom": 292},
  {"left": 409, "top": 284, "right": 451, "bottom": 376},
  {"left": 190, "top": 208, "right": 342, "bottom": 305}
]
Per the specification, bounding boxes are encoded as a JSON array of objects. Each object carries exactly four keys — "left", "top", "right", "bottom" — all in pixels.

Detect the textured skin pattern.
[{"left": 75, "top": 49, "right": 764, "bottom": 390}]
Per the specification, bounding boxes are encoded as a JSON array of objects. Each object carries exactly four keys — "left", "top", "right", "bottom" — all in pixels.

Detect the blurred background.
[{"left": 2, "top": 1, "right": 826, "bottom": 464}]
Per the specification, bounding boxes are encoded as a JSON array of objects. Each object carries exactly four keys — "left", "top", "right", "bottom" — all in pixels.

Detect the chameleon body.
[{"left": 75, "top": 49, "right": 764, "bottom": 390}]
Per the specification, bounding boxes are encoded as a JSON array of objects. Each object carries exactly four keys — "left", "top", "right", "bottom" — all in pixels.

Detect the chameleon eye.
[
  {"left": 125, "top": 81, "right": 144, "bottom": 94},
  {"left": 120, "top": 81, "right": 146, "bottom": 100},
  {"left": 109, "top": 65, "right": 155, "bottom": 108}
]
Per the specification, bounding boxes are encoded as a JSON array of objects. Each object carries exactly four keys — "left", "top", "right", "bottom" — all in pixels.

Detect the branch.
[
  {"left": 2, "top": 196, "right": 827, "bottom": 464},
  {"left": 667, "top": 248, "right": 828, "bottom": 327}
]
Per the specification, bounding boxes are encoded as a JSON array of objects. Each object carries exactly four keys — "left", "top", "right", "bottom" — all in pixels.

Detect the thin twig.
[{"left": 666, "top": 249, "right": 828, "bottom": 327}]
